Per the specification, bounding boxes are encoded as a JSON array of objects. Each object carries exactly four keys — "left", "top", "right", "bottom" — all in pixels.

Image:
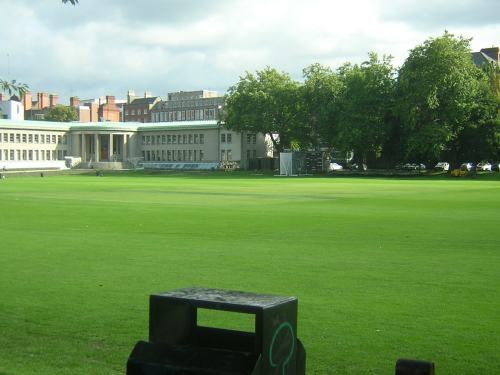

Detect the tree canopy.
[
  {"left": 397, "top": 32, "right": 492, "bottom": 165},
  {"left": 223, "top": 67, "right": 303, "bottom": 152},
  {"left": 45, "top": 105, "right": 77, "bottom": 122}
]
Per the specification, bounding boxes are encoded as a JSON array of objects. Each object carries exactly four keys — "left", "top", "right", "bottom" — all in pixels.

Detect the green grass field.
[{"left": 0, "top": 172, "right": 499, "bottom": 374}]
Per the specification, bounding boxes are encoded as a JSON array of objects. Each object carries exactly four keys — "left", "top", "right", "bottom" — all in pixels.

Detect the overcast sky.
[{"left": 0, "top": 0, "right": 498, "bottom": 103}]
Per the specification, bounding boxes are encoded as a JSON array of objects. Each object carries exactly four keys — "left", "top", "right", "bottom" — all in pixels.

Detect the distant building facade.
[
  {"left": 0, "top": 94, "right": 24, "bottom": 120},
  {"left": 123, "top": 90, "right": 160, "bottom": 123},
  {"left": 23, "top": 91, "right": 59, "bottom": 120},
  {"left": 472, "top": 47, "right": 499, "bottom": 67},
  {"left": 150, "top": 90, "right": 224, "bottom": 123}
]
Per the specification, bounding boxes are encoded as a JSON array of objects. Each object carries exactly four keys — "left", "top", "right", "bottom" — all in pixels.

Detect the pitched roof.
[
  {"left": 129, "top": 97, "right": 159, "bottom": 105},
  {"left": 472, "top": 51, "right": 498, "bottom": 68}
]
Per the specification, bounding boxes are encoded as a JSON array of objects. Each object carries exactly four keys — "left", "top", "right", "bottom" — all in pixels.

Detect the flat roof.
[{"left": 0, "top": 119, "right": 220, "bottom": 132}]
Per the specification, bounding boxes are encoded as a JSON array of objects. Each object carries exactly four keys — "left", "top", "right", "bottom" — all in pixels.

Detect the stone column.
[
  {"left": 109, "top": 133, "right": 114, "bottom": 161},
  {"left": 94, "top": 134, "right": 99, "bottom": 162},
  {"left": 81, "top": 133, "right": 86, "bottom": 162},
  {"left": 123, "top": 134, "right": 127, "bottom": 161}
]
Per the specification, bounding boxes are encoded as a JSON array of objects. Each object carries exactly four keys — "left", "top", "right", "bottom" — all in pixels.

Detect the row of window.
[
  {"left": 0, "top": 149, "right": 67, "bottom": 161},
  {"left": 220, "top": 133, "right": 232, "bottom": 143},
  {"left": 246, "top": 150, "right": 258, "bottom": 160},
  {"left": 0, "top": 132, "right": 67, "bottom": 145},
  {"left": 220, "top": 149, "right": 233, "bottom": 161},
  {"left": 125, "top": 108, "right": 148, "bottom": 116},
  {"left": 142, "top": 133, "right": 205, "bottom": 146},
  {"left": 152, "top": 108, "right": 216, "bottom": 122},
  {"left": 246, "top": 133, "right": 257, "bottom": 144},
  {"left": 143, "top": 149, "right": 205, "bottom": 162}
]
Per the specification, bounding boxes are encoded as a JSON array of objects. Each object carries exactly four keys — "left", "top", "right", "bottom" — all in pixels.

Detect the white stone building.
[{"left": 0, "top": 119, "right": 272, "bottom": 170}]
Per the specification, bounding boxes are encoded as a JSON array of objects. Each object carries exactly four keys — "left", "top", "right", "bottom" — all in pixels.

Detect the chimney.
[
  {"left": 23, "top": 91, "right": 32, "bottom": 110},
  {"left": 70, "top": 96, "right": 80, "bottom": 107},
  {"left": 49, "top": 94, "right": 59, "bottom": 107},
  {"left": 106, "top": 95, "right": 115, "bottom": 104},
  {"left": 38, "top": 92, "right": 49, "bottom": 109},
  {"left": 144, "top": 91, "right": 152, "bottom": 98},
  {"left": 127, "top": 89, "right": 135, "bottom": 104}
]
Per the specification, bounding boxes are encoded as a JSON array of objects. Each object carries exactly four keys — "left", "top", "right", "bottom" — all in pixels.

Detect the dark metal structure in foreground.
[{"left": 127, "top": 287, "right": 306, "bottom": 375}]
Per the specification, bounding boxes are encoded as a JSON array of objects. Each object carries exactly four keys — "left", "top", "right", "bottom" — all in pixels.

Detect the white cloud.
[{"left": 0, "top": 0, "right": 497, "bottom": 101}]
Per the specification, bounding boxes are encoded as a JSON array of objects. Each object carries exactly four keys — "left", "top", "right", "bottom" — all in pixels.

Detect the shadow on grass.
[{"left": 77, "top": 169, "right": 500, "bottom": 182}]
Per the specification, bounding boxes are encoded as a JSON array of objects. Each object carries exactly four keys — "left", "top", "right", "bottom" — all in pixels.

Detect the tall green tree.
[
  {"left": 224, "top": 67, "right": 303, "bottom": 152},
  {"left": 300, "top": 63, "right": 343, "bottom": 150},
  {"left": 45, "top": 105, "right": 77, "bottom": 122},
  {"left": 397, "top": 32, "right": 490, "bottom": 165},
  {"left": 335, "top": 53, "right": 397, "bottom": 167}
]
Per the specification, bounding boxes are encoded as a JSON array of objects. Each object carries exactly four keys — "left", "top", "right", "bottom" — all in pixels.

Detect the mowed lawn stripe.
[{"left": 0, "top": 173, "right": 498, "bottom": 374}]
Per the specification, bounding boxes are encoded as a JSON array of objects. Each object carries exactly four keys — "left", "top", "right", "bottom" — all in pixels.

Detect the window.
[
  {"left": 247, "top": 134, "right": 251, "bottom": 144},
  {"left": 167, "top": 150, "right": 172, "bottom": 161},
  {"left": 10, "top": 133, "right": 14, "bottom": 142},
  {"left": 161, "top": 150, "right": 165, "bottom": 161},
  {"left": 227, "top": 150, "right": 232, "bottom": 160},
  {"left": 221, "top": 134, "right": 226, "bottom": 143},
  {"left": 16, "top": 134, "right": 21, "bottom": 143},
  {"left": 34, "top": 134, "right": 39, "bottom": 143},
  {"left": 10, "top": 150, "right": 15, "bottom": 160},
  {"left": 172, "top": 135, "right": 177, "bottom": 144},
  {"left": 194, "top": 150, "right": 197, "bottom": 161},
  {"left": 252, "top": 134, "right": 257, "bottom": 144},
  {"left": 199, "top": 150, "right": 204, "bottom": 160},
  {"left": 57, "top": 135, "right": 62, "bottom": 144},
  {"left": 46, "top": 150, "right": 51, "bottom": 160},
  {"left": 221, "top": 150, "right": 226, "bottom": 161},
  {"left": 22, "top": 134, "right": 27, "bottom": 143},
  {"left": 200, "top": 134, "right": 204, "bottom": 144},
  {"left": 189, "top": 150, "right": 193, "bottom": 161},
  {"left": 183, "top": 134, "right": 187, "bottom": 144},
  {"left": 142, "top": 136, "right": 146, "bottom": 145},
  {"left": 3, "top": 133, "right": 7, "bottom": 142},
  {"left": 227, "top": 133, "right": 232, "bottom": 143},
  {"left": 157, "top": 135, "right": 161, "bottom": 145},
  {"left": 58, "top": 150, "right": 63, "bottom": 160},
  {"left": 151, "top": 135, "right": 155, "bottom": 145},
  {"left": 144, "top": 109, "right": 148, "bottom": 115},
  {"left": 142, "top": 151, "right": 145, "bottom": 159},
  {"left": 131, "top": 109, "right": 135, "bottom": 115},
  {"left": 35, "top": 150, "right": 39, "bottom": 160},
  {"left": 162, "top": 135, "right": 166, "bottom": 144},
  {"left": 46, "top": 135, "right": 50, "bottom": 143},
  {"left": 181, "top": 111, "right": 186, "bottom": 121},
  {"left": 183, "top": 150, "right": 186, "bottom": 161},
  {"left": 29, "top": 150, "right": 33, "bottom": 160},
  {"left": 40, "top": 134, "right": 45, "bottom": 144},
  {"left": 189, "top": 134, "right": 193, "bottom": 144},
  {"left": 177, "top": 150, "right": 182, "bottom": 160},
  {"left": 22, "top": 150, "right": 27, "bottom": 160},
  {"left": 28, "top": 134, "right": 33, "bottom": 143},
  {"left": 52, "top": 150, "right": 57, "bottom": 160},
  {"left": 194, "top": 134, "right": 198, "bottom": 144},
  {"left": 52, "top": 135, "right": 56, "bottom": 144}
]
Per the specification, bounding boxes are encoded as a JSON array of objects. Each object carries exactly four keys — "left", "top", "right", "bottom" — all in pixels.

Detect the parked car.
[
  {"left": 434, "top": 162, "right": 450, "bottom": 171},
  {"left": 492, "top": 162, "right": 500, "bottom": 172},
  {"left": 403, "top": 163, "right": 426, "bottom": 170},
  {"left": 460, "top": 162, "right": 475, "bottom": 171},
  {"left": 328, "top": 162, "right": 344, "bottom": 171},
  {"left": 346, "top": 163, "right": 367, "bottom": 171},
  {"left": 476, "top": 162, "right": 492, "bottom": 171}
]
